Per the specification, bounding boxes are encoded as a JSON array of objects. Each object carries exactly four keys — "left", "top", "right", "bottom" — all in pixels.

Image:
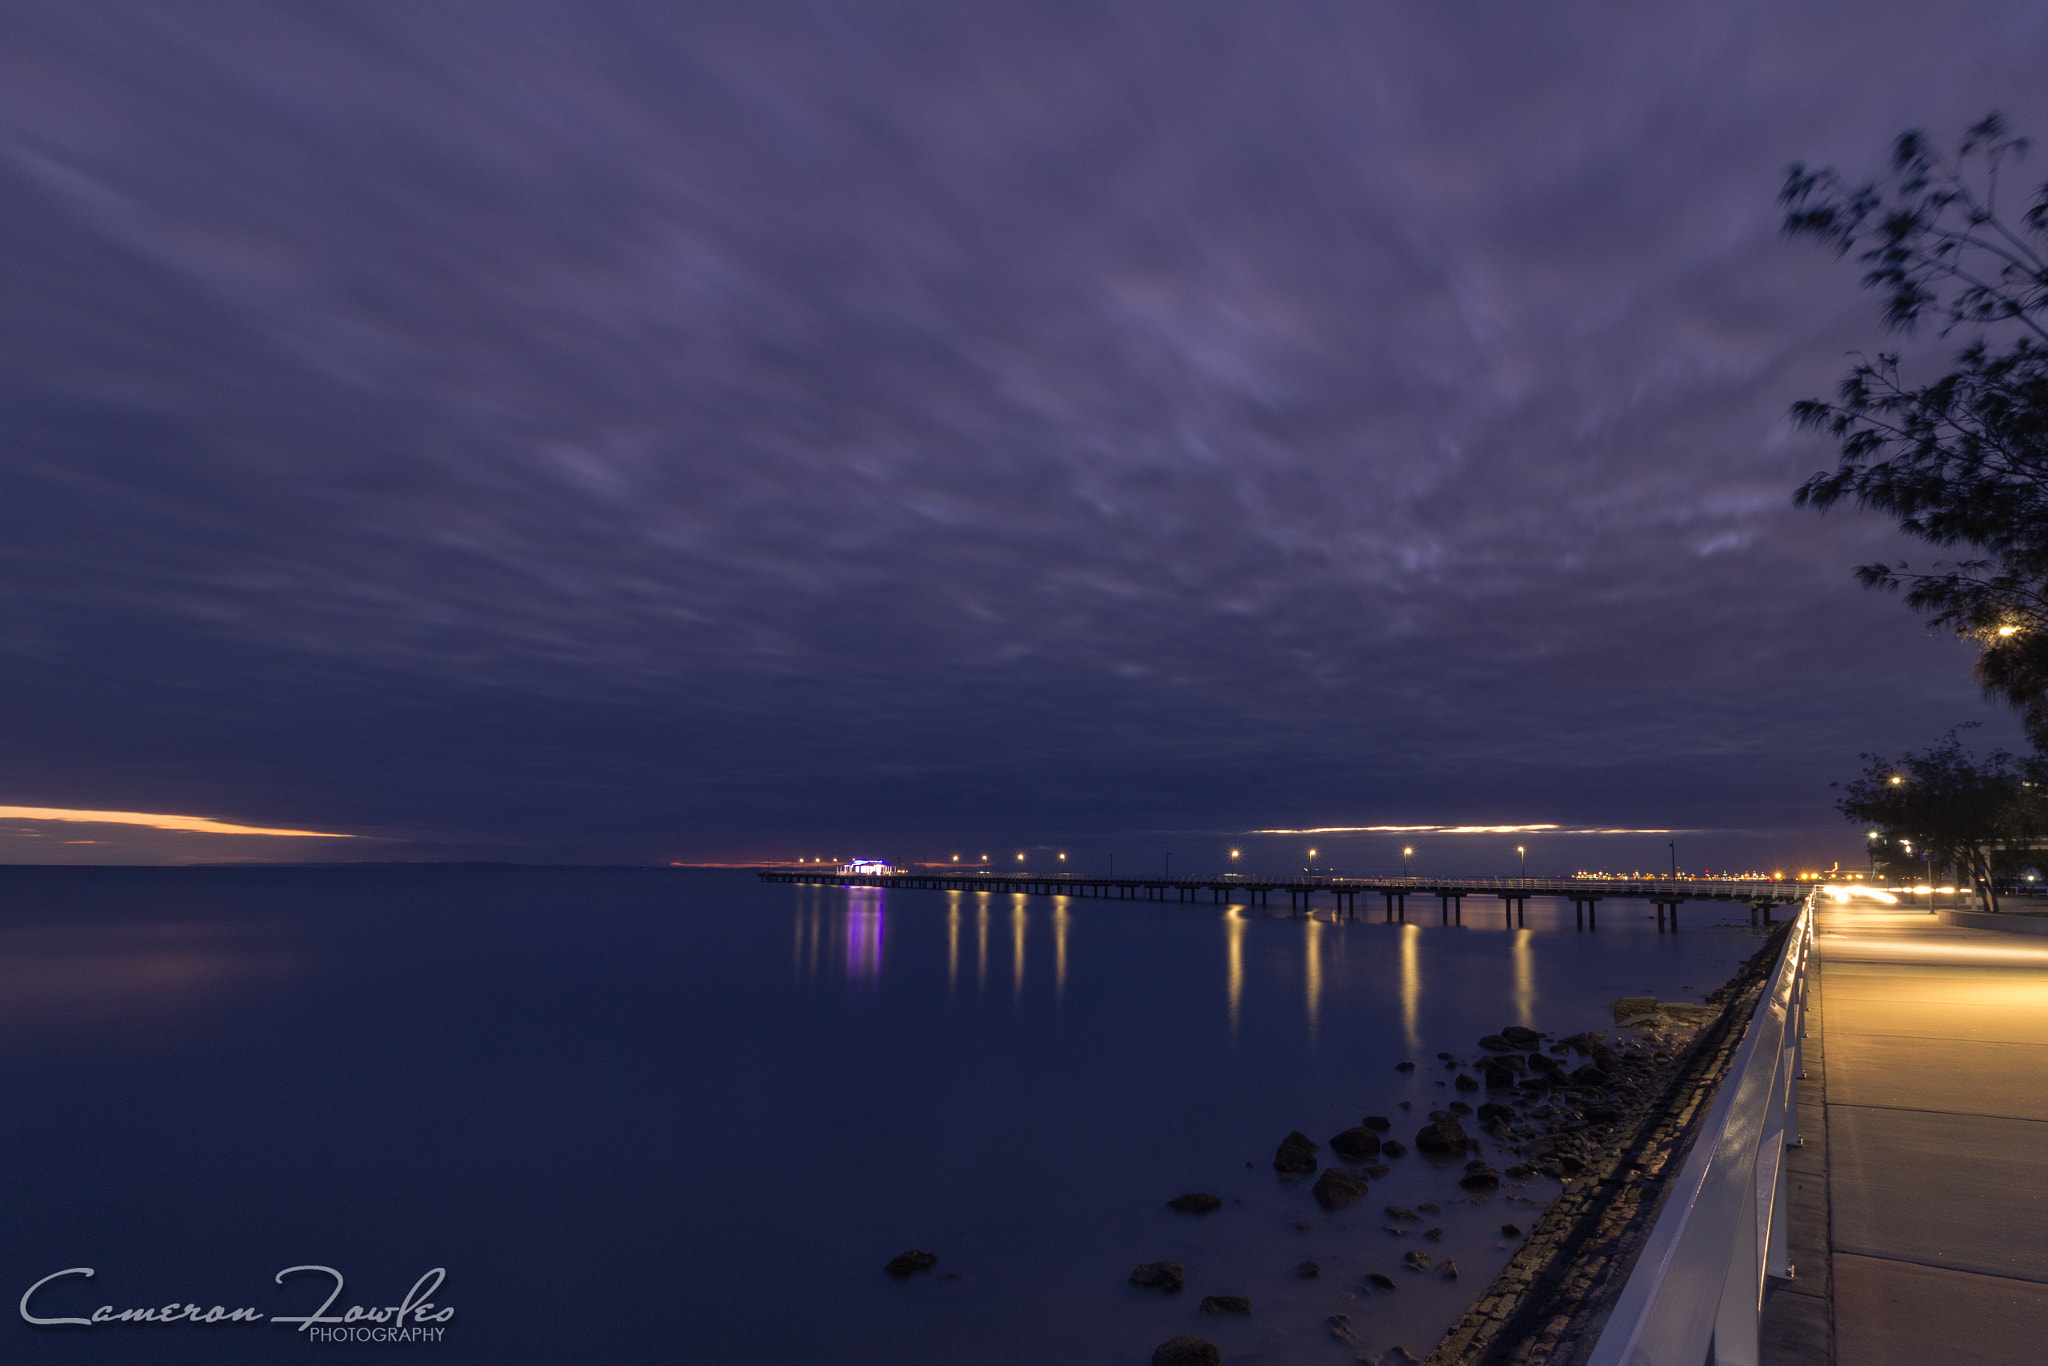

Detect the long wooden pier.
[{"left": 755, "top": 870, "right": 1804, "bottom": 929}]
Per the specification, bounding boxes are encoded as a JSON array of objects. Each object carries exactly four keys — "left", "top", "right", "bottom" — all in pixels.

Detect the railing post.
[{"left": 1713, "top": 1142, "right": 1763, "bottom": 1366}]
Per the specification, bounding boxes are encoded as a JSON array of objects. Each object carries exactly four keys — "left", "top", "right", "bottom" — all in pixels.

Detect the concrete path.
[{"left": 1801, "top": 904, "right": 2048, "bottom": 1364}]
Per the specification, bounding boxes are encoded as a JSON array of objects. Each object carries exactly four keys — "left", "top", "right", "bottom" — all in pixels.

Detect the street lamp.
[
  {"left": 1668, "top": 842, "right": 1676, "bottom": 879},
  {"left": 1402, "top": 846, "right": 1413, "bottom": 877},
  {"left": 1308, "top": 847, "right": 1317, "bottom": 872},
  {"left": 1229, "top": 849, "right": 1241, "bottom": 877},
  {"left": 1517, "top": 844, "right": 1526, "bottom": 879}
]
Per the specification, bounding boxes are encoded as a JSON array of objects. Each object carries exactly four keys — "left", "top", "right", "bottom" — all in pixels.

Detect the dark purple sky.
[{"left": 1, "top": 2, "right": 2043, "bottom": 870}]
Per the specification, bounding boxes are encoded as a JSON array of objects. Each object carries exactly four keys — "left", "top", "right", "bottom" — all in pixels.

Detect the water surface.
[{"left": 0, "top": 867, "right": 1770, "bottom": 1364}]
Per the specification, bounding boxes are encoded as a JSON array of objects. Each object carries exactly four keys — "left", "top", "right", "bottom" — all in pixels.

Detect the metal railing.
[{"left": 1584, "top": 890, "right": 1814, "bottom": 1366}]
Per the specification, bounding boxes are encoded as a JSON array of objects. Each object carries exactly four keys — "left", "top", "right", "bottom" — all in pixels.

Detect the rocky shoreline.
[{"left": 1422, "top": 922, "right": 1793, "bottom": 1366}]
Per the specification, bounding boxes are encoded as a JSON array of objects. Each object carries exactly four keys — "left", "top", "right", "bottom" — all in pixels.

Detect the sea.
[{"left": 0, "top": 865, "right": 1775, "bottom": 1365}]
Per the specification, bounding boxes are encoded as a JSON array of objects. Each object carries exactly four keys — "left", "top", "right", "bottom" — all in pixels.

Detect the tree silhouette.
[{"left": 1784, "top": 115, "right": 2048, "bottom": 745}]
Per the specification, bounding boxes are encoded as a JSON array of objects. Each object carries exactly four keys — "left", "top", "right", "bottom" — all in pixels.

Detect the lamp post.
[
  {"left": 1308, "top": 847, "right": 1317, "bottom": 873},
  {"left": 1668, "top": 842, "right": 1676, "bottom": 880},
  {"left": 1230, "top": 849, "right": 1241, "bottom": 877},
  {"left": 1165, "top": 850, "right": 1172, "bottom": 879},
  {"left": 1517, "top": 844, "right": 1526, "bottom": 880},
  {"left": 1402, "top": 846, "right": 1413, "bottom": 878}
]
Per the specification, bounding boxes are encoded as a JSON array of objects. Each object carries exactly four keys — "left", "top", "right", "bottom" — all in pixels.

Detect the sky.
[{"left": 0, "top": 1, "right": 2044, "bottom": 872}]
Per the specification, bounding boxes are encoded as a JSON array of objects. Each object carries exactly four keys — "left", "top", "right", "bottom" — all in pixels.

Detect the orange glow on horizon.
[{"left": 0, "top": 806, "right": 353, "bottom": 839}]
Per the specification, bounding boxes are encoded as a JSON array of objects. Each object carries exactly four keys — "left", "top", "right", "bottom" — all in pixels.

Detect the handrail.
[{"left": 1583, "top": 891, "right": 1815, "bottom": 1366}]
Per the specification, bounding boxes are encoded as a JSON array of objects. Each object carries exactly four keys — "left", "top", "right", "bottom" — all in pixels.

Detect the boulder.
[
  {"left": 1274, "top": 1130, "right": 1319, "bottom": 1174},
  {"left": 1328, "top": 1314, "right": 1359, "bottom": 1345},
  {"left": 1381, "top": 1140, "right": 1408, "bottom": 1158},
  {"left": 1448, "top": 1100, "right": 1473, "bottom": 1115},
  {"left": 1460, "top": 1163, "right": 1501, "bottom": 1191},
  {"left": 1330, "top": 1126, "right": 1381, "bottom": 1160},
  {"left": 1423, "top": 1227, "right": 1445, "bottom": 1241},
  {"left": 1528, "top": 1053, "right": 1562, "bottom": 1075},
  {"left": 1152, "top": 1336, "right": 1221, "bottom": 1366},
  {"left": 1414, "top": 1118, "right": 1470, "bottom": 1155},
  {"left": 1313, "top": 1168, "right": 1369, "bottom": 1209},
  {"left": 1365, "top": 1272, "right": 1397, "bottom": 1291},
  {"left": 1366, "top": 1163, "right": 1391, "bottom": 1179},
  {"left": 1584, "top": 1103, "right": 1624, "bottom": 1123},
  {"left": 1384, "top": 1205, "right": 1419, "bottom": 1221},
  {"left": 1199, "top": 1295, "right": 1251, "bottom": 1315},
  {"left": 1437, "top": 1257, "right": 1460, "bottom": 1281},
  {"left": 1362, "top": 1115, "right": 1392, "bottom": 1132},
  {"left": 1504, "top": 1164, "right": 1534, "bottom": 1181},
  {"left": 1501, "top": 1026, "right": 1543, "bottom": 1046},
  {"left": 1483, "top": 1063, "right": 1518, "bottom": 1091},
  {"left": 1476, "top": 1102, "right": 1515, "bottom": 1126},
  {"left": 1167, "top": 1192, "right": 1222, "bottom": 1214},
  {"left": 1394, "top": 1061, "right": 1416, "bottom": 1071},
  {"left": 1453, "top": 1073, "right": 1479, "bottom": 1092},
  {"left": 1402, "top": 1249, "right": 1432, "bottom": 1271},
  {"left": 1130, "top": 1261, "right": 1185, "bottom": 1293},
  {"left": 1612, "top": 995, "right": 1658, "bottom": 1022},
  {"left": 884, "top": 1250, "right": 938, "bottom": 1278},
  {"left": 1294, "top": 1261, "right": 1320, "bottom": 1279},
  {"left": 1568, "top": 1064, "right": 1611, "bottom": 1087},
  {"left": 1500, "top": 1223, "right": 1523, "bottom": 1237},
  {"left": 1418, "top": 1203, "right": 1441, "bottom": 1214},
  {"left": 1478, "top": 1034, "right": 1515, "bottom": 1051}
]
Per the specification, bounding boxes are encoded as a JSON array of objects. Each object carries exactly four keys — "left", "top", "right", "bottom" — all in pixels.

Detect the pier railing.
[{"left": 1583, "top": 890, "right": 1815, "bottom": 1366}]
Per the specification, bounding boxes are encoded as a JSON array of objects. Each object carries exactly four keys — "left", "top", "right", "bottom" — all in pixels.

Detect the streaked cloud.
[{"left": 0, "top": 807, "right": 352, "bottom": 839}]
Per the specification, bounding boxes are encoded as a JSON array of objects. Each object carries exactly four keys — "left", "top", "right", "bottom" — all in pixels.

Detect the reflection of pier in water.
[{"left": 762, "top": 870, "right": 1802, "bottom": 932}]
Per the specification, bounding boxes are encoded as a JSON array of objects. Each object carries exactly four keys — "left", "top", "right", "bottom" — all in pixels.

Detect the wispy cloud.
[
  {"left": 0, "top": 807, "right": 352, "bottom": 838},
  {"left": 1249, "top": 824, "right": 1675, "bottom": 836}
]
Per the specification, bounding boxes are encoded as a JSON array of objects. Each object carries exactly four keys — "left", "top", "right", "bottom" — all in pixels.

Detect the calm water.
[{"left": 0, "top": 867, "right": 1771, "bottom": 1364}]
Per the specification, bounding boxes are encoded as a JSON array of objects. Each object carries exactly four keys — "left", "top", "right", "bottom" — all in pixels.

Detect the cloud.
[
  {"left": 0, "top": 2, "right": 2040, "bottom": 862},
  {"left": 0, "top": 807, "right": 353, "bottom": 838}
]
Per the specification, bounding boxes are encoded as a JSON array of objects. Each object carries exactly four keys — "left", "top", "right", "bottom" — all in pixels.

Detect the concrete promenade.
[{"left": 1771, "top": 903, "right": 2048, "bottom": 1363}]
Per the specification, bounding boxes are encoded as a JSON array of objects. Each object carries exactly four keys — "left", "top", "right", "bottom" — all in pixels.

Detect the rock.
[
  {"left": 1398, "top": 1100, "right": 1412, "bottom": 1111},
  {"left": 1418, "top": 1202, "right": 1441, "bottom": 1214},
  {"left": 1365, "top": 1272, "right": 1397, "bottom": 1291},
  {"left": 1381, "top": 1140, "right": 1408, "bottom": 1158},
  {"left": 1274, "top": 1130, "right": 1319, "bottom": 1174},
  {"left": 1501, "top": 1026, "right": 1543, "bottom": 1046},
  {"left": 1424, "top": 1226, "right": 1445, "bottom": 1240},
  {"left": 1295, "top": 1260, "right": 1320, "bottom": 1279},
  {"left": 1448, "top": 1100, "right": 1473, "bottom": 1114},
  {"left": 1366, "top": 1163, "right": 1391, "bottom": 1178},
  {"left": 1528, "top": 1053, "right": 1562, "bottom": 1075},
  {"left": 1402, "top": 1249, "right": 1432, "bottom": 1271},
  {"left": 1414, "top": 1118, "right": 1471, "bottom": 1155},
  {"left": 1379, "top": 1349, "right": 1422, "bottom": 1366},
  {"left": 884, "top": 1250, "right": 938, "bottom": 1278},
  {"left": 1568, "top": 1064, "right": 1611, "bottom": 1087},
  {"left": 1483, "top": 1062, "right": 1518, "bottom": 1090},
  {"left": 1437, "top": 1051, "right": 1455, "bottom": 1059},
  {"left": 1501, "top": 1223, "right": 1523, "bottom": 1237},
  {"left": 1384, "top": 1205, "right": 1419, "bottom": 1220},
  {"left": 1437, "top": 1258, "right": 1460, "bottom": 1281},
  {"left": 1167, "top": 1192, "right": 1222, "bottom": 1214},
  {"left": 1478, "top": 1033, "right": 1514, "bottom": 1051},
  {"left": 1584, "top": 1104, "right": 1624, "bottom": 1123},
  {"left": 1612, "top": 995, "right": 1658, "bottom": 1022},
  {"left": 1130, "top": 1261, "right": 1186, "bottom": 1293},
  {"left": 1557, "top": 1154, "right": 1585, "bottom": 1176},
  {"left": 1362, "top": 1115, "right": 1392, "bottom": 1131},
  {"left": 1199, "top": 1295, "right": 1251, "bottom": 1315},
  {"left": 1460, "top": 1163, "right": 1502, "bottom": 1191},
  {"left": 1453, "top": 1073, "right": 1479, "bottom": 1092},
  {"left": 1313, "top": 1167, "right": 1369, "bottom": 1209},
  {"left": 1381, "top": 1224, "right": 1410, "bottom": 1235},
  {"left": 1330, "top": 1126, "right": 1381, "bottom": 1160},
  {"left": 1395, "top": 1061, "right": 1416, "bottom": 1071},
  {"left": 1504, "top": 1164, "right": 1534, "bottom": 1180},
  {"left": 1329, "top": 1313, "right": 1359, "bottom": 1345},
  {"left": 1152, "top": 1335, "right": 1221, "bottom": 1366}
]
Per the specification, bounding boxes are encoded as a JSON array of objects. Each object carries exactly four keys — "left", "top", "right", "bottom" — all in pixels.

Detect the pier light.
[
  {"left": 1058, "top": 852, "right": 1066, "bottom": 861},
  {"left": 1016, "top": 852, "right": 1025, "bottom": 861},
  {"left": 1889, "top": 774, "right": 1904, "bottom": 785},
  {"left": 952, "top": 854, "right": 959, "bottom": 862}
]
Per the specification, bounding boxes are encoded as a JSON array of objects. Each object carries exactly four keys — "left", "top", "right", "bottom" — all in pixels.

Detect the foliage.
[
  {"left": 1835, "top": 729, "right": 2046, "bottom": 910},
  {"left": 1783, "top": 115, "right": 2048, "bottom": 744}
]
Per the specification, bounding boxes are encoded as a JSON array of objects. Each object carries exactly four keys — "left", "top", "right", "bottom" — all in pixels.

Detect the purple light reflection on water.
[{"left": 846, "top": 888, "right": 884, "bottom": 982}]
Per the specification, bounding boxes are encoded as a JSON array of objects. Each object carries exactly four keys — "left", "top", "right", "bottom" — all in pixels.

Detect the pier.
[{"left": 756, "top": 870, "right": 1802, "bottom": 929}]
